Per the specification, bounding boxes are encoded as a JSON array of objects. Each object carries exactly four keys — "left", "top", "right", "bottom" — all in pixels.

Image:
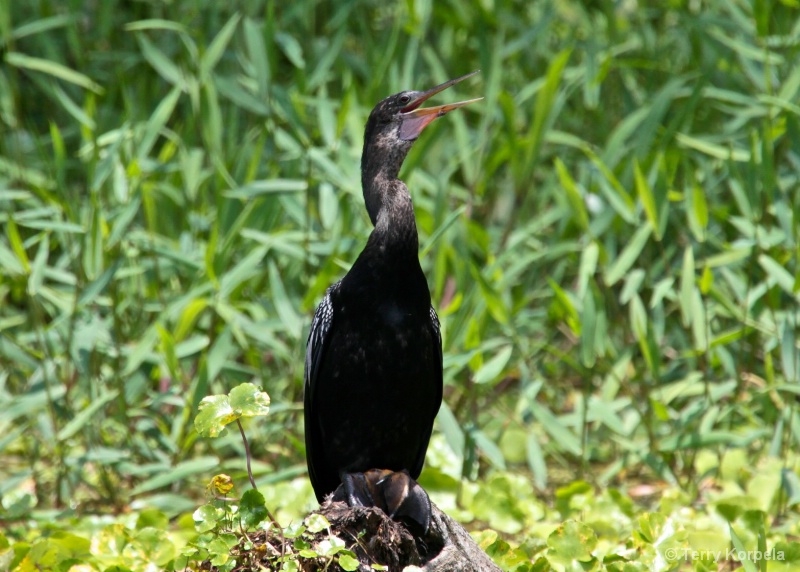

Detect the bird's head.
[
  {"left": 361, "top": 71, "right": 480, "bottom": 226},
  {"left": 364, "top": 70, "right": 481, "bottom": 149}
]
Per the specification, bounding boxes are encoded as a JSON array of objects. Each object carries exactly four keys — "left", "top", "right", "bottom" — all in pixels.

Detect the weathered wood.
[{"left": 314, "top": 497, "right": 502, "bottom": 572}]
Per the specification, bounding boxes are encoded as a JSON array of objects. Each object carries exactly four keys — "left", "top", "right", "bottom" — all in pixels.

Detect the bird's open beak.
[{"left": 399, "top": 70, "right": 482, "bottom": 141}]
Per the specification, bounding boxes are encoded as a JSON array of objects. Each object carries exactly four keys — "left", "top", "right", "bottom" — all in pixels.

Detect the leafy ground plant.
[
  {"left": 191, "top": 383, "right": 367, "bottom": 571},
  {"left": 2, "top": 0, "right": 800, "bottom": 570}
]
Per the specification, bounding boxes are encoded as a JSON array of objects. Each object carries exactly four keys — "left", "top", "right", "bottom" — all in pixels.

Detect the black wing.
[
  {"left": 408, "top": 304, "right": 444, "bottom": 476},
  {"left": 303, "top": 282, "right": 339, "bottom": 498},
  {"left": 429, "top": 305, "right": 443, "bottom": 395}
]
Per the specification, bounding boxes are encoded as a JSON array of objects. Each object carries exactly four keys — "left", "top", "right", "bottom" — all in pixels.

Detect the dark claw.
[
  {"left": 334, "top": 470, "right": 433, "bottom": 535},
  {"left": 376, "top": 470, "right": 432, "bottom": 535},
  {"left": 341, "top": 472, "right": 377, "bottom": 508}
]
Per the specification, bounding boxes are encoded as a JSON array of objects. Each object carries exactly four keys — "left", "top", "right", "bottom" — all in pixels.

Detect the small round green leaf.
[
  {"left": 338, "top": 553, "right": 359, "bottom": 571},
  {"left": 195, "top": 395, "right": 237, "bottom": 437},
  {"left": 193, "top": 504, "right": 223, "bottom": 533},
  {"left": 547, "top": 520, "right": 598, "bottom": 564},
  {"left": 229, "top": 382, "right": 271, "bottom": 417},
  {"left": 304, "top": 513, "right": 330, "bottom": 533},
  {"left": 240, "top": 489, "right": 268, "bottom": 529}
]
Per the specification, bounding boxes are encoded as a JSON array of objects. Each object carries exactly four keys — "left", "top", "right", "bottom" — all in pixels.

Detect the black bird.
[{"left": 304, "top": 72, "right": 480, "bottom": 516}]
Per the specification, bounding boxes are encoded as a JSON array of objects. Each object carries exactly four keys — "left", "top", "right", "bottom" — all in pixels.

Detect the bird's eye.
[{"left": 399, "top": 95, "right": 411, "bottom": 104}]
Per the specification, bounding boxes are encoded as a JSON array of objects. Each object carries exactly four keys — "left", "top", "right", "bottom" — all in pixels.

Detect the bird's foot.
[{"left": 339, "top": 469, "right": 432, "bottom": 535}]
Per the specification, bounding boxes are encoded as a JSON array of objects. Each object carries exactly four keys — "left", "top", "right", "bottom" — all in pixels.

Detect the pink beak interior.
[{"left": 399, "top": 71, "right": 481, "bottom": 140}]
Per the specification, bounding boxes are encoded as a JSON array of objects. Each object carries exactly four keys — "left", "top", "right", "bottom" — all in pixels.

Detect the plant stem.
[{"left": 236, "top": 418, "right": 284, "bottom": 554}]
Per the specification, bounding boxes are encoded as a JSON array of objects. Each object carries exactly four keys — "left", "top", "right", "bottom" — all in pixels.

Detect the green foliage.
[
  {"left": 195, "top": 382, "right": 270, "bottom": 438},
  {"left": 0, "top": 464, "right": 798, "bottom": 570},
  {"left": 0, "top": 513, "right": 186, "bottom": 571},
  {"left": 1, "top": 0, "right": 800, "bottom": 569}
]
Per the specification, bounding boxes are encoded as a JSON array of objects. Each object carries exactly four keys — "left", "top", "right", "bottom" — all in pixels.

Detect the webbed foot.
[{"left": 338, "top": 469, "right": 432, "bottom": 534}]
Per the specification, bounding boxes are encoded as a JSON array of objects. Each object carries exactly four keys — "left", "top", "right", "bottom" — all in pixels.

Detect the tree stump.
[
  {"left": 204, "top": 495, "right": 503, "bottom": 571},
  {"left": 311, "top": 497, "right": 502, "bottom": 572}
]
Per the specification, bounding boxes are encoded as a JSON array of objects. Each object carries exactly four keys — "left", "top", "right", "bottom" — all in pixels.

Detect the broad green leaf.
[
  {"left": 218, "top": 245, "right": 269, "bottom": 300},
  {"left": 275, "top": 32, "right": 305, "bottom": 69},
  {"left": 195, "top": 382, "right": 270, "bottom": 438},
  {"left": 620, "top": 269, "right": 645, "bottom": 304},
  {"left": 83, "top": 205, "right": 104, "bottom": 280},
  {"left": 224, "top": 179, "right": 308, "bottom": 199},
  {"left": 229, "top": 382, "right": 271, "bottom": 417},
  {"left": 437, "top": 403, "right": 465, "bottom": 457},
  {"left": 124, "top": 19, "right": 189, "bottom": 33},
  {"left": 200, "top": 13, "right": 241, "bottom": 79},
  {"left": 471, "top": 263, "right": 509, "bottom": 325},
  {"left": 605, "top": 225, "right": 652, "bottom": 286},
  {"left": 239, "top": 489, "right": 268, "bottom": 528},
  {"left": 133, "top": 528, "right": 178, "bottom": 566},
  {"left": 577, "top": 241, "right": 599, "bottom": 298},
  {"left": 16, "top": 219, "right": 85, "bottom": 233},
  {"left": 316, "top": 535, "right": 346, "bottom": 556},
  {"left": 78, "top": 259, "right": 120, "bottom": 307},
  {"left": 304, "top": 513, "right": 330, "bottom": 533},
  {"left": 580, "top": 288, "right": 597, "bottom": 367},
  {"left": 584, "top": 148, "right": 635, "bottom": 220},
  {"left": 499, "top": 427, "right": 527, "bottom": 464},
  {"left": 679, "top": 246, "right": 695, "bottom": 327},
  {"left": 420, "top": 204, "right": 467, "bottom": 257},
  {"left": 139, "top": 85, "right": 182, "bottom": 160},
  {"left": 769, "top": 541, "right": 800, "bottom": 571},
  {"left": 243, "top": 17, "right": 270, "bottom": 97},
  {"left": 268, "top": 260, "right": 303, "bottom": 339},
  {"left": 758, "top": 254, "right": 795, "bottom": 295},
  {"left": 10, "top": 14, "right": 73, "bottom": 41},
  {"left": 6, "top": 217, "right": 30, "bottom": 273},
  {"left": 547, "top": 520, "right": 598, "bottom": 565},
  {"left": 729, "top": 525, "right": 758, "bottom": 572},
  {"left": 193, "top": 503, "right": 223, "bottom": 533},
  {"left": 318, "top": 182, "right": 339, "bottom": 231},
  {"left": 338, "top": 554, "right": 359, "bottom": 571},
  {"left": 195, "top": 395, "right": 236, "bottom": 438},
  {"left": 676, "top": 132, "right": 750, "bottom": 161},
  {"left": 686, "top": 182, "right": 709, "bottom": 241},
  {"left": 131, "top": 457, "right": 221, "bottom": 495},
  {"left": 781, "top": 321, "right": 798, "bottom": 383},
  {"left": 699, "top": 265, "right": 713, "bottom": 294},
  {"left": 528, "top": 402, "right": 581, "bottom": 455},
  {"left": 157, "top": 324, "right": 179, "bottom": 380},
  {"left": 691, "top": 290, "right": 707, "bottom": 351},
  {"left": 634, "top": 159, "right": 659, "bottom": 239},
  {"left": 27, "top": 232, "right": 49, "bottom": 296},
  {"left": 474, "top": 345, "right": 512, "bottom": 384},
  {"left": 473, "top": 429, "right": 507, "bottom": 469},
  {"left": 135, "top": 35, "right": 185, "bottom": 88},
  {"left": 52, "top": 84, "right": 95, "bottom": 129},
  {"left": 630, "top": 293, "right": 648, "bottom": 344},
  {"left": 555, "top": 158, "right": 589, "bottom": 230},
  {"left": 174, "top": 298, "right": 209, "bottom": 342},
  {"left": 526, "top": 433, "right": 547, "bottom": 489},
  {"left": 548, "top": 277, "right": 579, "bottom": 333},
  {"left": 708, "top": 27, "right": 783, "bottom": 64},
  {"left": 206, "top": 328, "right": 234, "bottom": 383},
  {"left": 57, "top": 390, "right": 120, "bottom": 441},
  {"left": 5, "top": 52, "right": 103, "bottom": 93}
]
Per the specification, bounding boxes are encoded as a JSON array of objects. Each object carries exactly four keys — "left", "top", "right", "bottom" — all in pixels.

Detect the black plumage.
[{"left": 304, "top": 72, "right": 480, "bottom": 503}]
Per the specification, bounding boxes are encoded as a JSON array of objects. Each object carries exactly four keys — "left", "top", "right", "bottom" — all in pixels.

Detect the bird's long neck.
[
  {"left": 362, "top": 174, "right": 419, "bottom": 258},
  {"left": 360, "top": 137, "right": 419, "bottom": 257}
]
